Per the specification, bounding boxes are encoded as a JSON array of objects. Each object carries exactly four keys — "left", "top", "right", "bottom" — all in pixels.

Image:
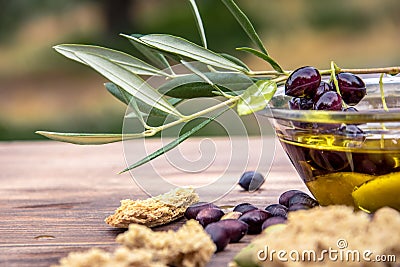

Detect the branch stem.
[
  {"left": 249, "top": 66, "right": 400, "bottom": 77},
  {"left": 149, "top": 96, "right": 240, "bottom": 134}
]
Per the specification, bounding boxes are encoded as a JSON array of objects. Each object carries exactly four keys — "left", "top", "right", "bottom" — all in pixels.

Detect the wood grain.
[{"left": 0, "top": 138, "right": 306, "bottom": 267}]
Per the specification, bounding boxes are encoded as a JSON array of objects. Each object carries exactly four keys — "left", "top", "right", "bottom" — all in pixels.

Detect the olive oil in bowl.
[{"left": 278, "top": 131, "right": 400, "bottom": 212}]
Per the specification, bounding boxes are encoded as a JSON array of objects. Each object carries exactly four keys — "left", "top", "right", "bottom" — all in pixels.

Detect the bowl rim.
[
  {"left": 260, "top": 76, "right": 400, "bottom": 124},
  {"left": 261, "top": 108, "right": 400, "bottom": 124}
]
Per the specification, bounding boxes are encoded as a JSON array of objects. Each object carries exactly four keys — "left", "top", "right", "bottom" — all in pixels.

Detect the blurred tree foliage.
[
  {"left": 0, "top": 0, "right": 87, "bottom": 42},
  {"left": 0, "top": 0, "right": 250, "bottom": 53},
  {"left": 304, "top": 0, "right": 399, "bottom": 33}
]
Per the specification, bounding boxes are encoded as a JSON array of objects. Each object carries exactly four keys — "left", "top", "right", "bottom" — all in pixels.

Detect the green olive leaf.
[
  {"left": 121, "top": 34, "right": 248, "bottom": 73},
  {"left": 158, "top": 72, "right": 253, "bottom": 98},
  {"left": 73, "top": 52, "right": 182, "bottom": 118},
  {"left": 221, "top": 0, "right": 269, "bottom": 56},
  {"left": 128, "top": 95, "right": 150, "bottom": 128},
  {"left": 220, "top": 53, "right": 250, "bottom": 71},
  {"left": 105, "top": 82, "right": 133, "bottom": 105},
  {"left": 127, "top": 34, "right": 173, "bottom": 72},
  {"left": 125, "top": 97, "right": 184, "bottom": 119},
  {"left": 35, "top": 131, "right": 145, "bottom": 145},
  {"left": 237, "top": 47, "right": 284, "bottom": 73},
  {"left": 54, "top": 44, "right": 170, "bottom": 77},
  {"left": 120, "top": 107, "right": 228, "bottom": 173},
  {"left": 105, "top": 82, "right": 183, "bottom": 123},
  {"left": 168, "top": 98, "right": 184, "bottom": 106},
  {"left": 188, "top": 0, "right": 208, "bottom": 48},
  {"left": 237, "top": 80, "right": 277, "bottom": 116}
]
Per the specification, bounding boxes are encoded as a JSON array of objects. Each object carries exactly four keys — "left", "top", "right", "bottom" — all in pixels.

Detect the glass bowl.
[{"left": 263, "top": 75, "right": 400, "bottom": 212}]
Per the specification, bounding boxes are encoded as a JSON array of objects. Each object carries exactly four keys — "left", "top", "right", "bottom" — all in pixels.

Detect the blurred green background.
[{"left": 0, "top": 0, "right": 399, "bottom": 141}]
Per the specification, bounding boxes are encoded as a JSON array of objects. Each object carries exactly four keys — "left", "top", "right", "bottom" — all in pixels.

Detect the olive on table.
[
  {"left": 196, "top": 207, "right": 224, "bottom": 227},
  {"left": 205, "top": 223, "right": 230, "bottom": 252},
  {"left": 288, "top": 192, "right": 319, "bottom": 208},
  {"left": 238, "top": 171, "right": 265, "bottom": 191},
  {"left": 279, "top": 190, "right": 306, "bottom": 207},
  {"left": 184, "top": 202, "right": 219, "bottom": 220},
  {"left": 233, "top": 203, "right": 258, "bottom": 214},
  {"left": 211, "top": 219, "right": 248, "bottom": 243},
  {"left": 238, "top": 209, "right": 270, "bottom": 234},
  {"left": 265, "top": 204, "right": 288, "bottom": 218},
  {"left": 261, "top": 216, "right": 287, "bottom": 230}
]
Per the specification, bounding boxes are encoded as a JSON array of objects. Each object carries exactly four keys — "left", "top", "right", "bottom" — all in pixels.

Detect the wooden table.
[{"left": 0, "top": 138, "right": 307, "bottom": 267}]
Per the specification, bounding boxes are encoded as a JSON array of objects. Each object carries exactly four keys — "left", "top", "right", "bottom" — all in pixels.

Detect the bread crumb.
[
  {"left": 53, "top": 249, "right": 111, "bottom": 267},
  {"left": 234, "top": 206, "right": 400, "bottom": 267},
  {"left": 112, "top": 247, "right": 167, "bottom": 267},
  {"left": 52, "top": 247, "right": 167, "bottom": 267},
  {"left": 53, "top": 220, "right": 215, "bottom": 267},
  {"left": 105, "top": 187, "right": 199, "bottom": 228},
  {"left": 117, "top": 219, "right": 216, "bottom": 267}
]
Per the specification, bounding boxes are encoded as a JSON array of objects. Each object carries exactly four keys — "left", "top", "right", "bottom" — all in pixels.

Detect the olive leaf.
[
  {"left": 35, "top": 131, "right": 145, "bottom": 145},
  {"left": 181, "top": 60, "right": 221, "bottom": 92},
  {"left": 168, "top": 98, "right": 184, "bottom": 106},
  {"left": 158, "top": 72, "right": 253, "bottom": 98},
  {"left": 220, "top": 0, "right": 269, "bottom": 56},
  {"left": 128, "top": 95, "right": 150, "bottom": 128},
  {"left": 188, "top": 0, "right": 208, "bottom": 48},
  {"left": 120, "top": 108, "right": 228, "bottom": 173},
  {"left": 237, "top": 47, "right": 284, "bottom": 73},
  {"left": 73, "top": 51, "right": 182, "bottom": 117},
  {"left": 105, "top": 82, "right": 133, "bottom": 105},
  {"left": 220, "top": 53, "right": 250, "bottom": 71},
  {"left": 127, "top": 34, "right": 174, "bottom": 72},
  {"left": 181, "top": 60, "right": 241, "bottom": 98},
  {"left": 53, "top": 44, "right": 170, "bottom": 77},
  {"left": 105, "top": 82, "right": 183, "bottom": 121},
  {"left": 121, "top": 34, "right": 248, "bottom": 73},
  {"left": 237, "top": 80, "right": 277, "bottom": 116}
]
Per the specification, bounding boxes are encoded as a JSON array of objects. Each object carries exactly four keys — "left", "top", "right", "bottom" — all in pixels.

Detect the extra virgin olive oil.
[{"left": 278, "top": 131, "right": 400, "bottom": 212}]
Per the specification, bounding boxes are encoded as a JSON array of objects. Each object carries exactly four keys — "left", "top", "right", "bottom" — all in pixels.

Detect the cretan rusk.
[{"left": 105, "top": 187, "right": 199, "bottom": 228}]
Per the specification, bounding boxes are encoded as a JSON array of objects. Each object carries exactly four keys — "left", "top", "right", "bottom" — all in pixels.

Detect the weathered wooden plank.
[{"left": 0, "top": 139, "right": 305, "bottom": 267}]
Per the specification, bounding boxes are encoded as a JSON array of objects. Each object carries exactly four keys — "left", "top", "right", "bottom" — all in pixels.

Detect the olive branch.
[{"left": 36, "top": 0, "right": 400, "bottom": 172}]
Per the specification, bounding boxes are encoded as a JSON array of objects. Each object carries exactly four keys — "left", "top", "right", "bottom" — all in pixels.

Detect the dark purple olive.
[
  {"left": 287, "top": 99, "right": 314, "bottom": 128},
  {"left": 196, "top": 208, "right": 224, "bottom": 227},
  {"left": 279, "top": 190, "right": 306, "bottom": 207},
  {"left": 309, "top": 149, "right": 349, "bottom": 172},
  {"left": 288, "top": 97, "right": 301, "bottom": 110},
  {"left": 314, "top": 81, "right": 333, "bottom": 102},
  {"left": 355, "top": 158, "right": 381, "bottom": 175},
  {"left": 233, "top": 203, "right": 258, "bottom": 214},
  {"left": 288, "top": 192, "right": 319, "bottom": 208},
  {"left": 238, "top": 209, "right": 270, "bottom": 234},
  {"left": 285, "top": 66, "right": 321, "bottom": 98},
  {"left": 335, "top": 72, "right": 366, "bottom": 105},
  {"left": 211, "top": 219, "right": 248, "bottom": 243},
  {"left": 288, "top": 97, "right": 314, "bottom": 110},
  {"left": 185, "top": 202, "right": 219, "bottom": 220},
  {"left": 205, "top": 223, "right": 230, "bottom": 252},
  {"left": 353, "top": 153, "right": 396, "bottom": 175},
  {"left": 314, "top": 91, "right": 343, "bottom": 111},
  {"left": 238, "top": 171, "right": 265, "bottom": 191},
  {"left": 287, "top": 97, "right": 314, "bottom": 129},
  {"left": 265, "top": 204, "right": 288, "bottom": 218},
  {"left": 288, "top": 203, "right": 312, "bottom": 212},
  {"left": 261, "top": 216, "right": 287, "bottom": 230}
]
